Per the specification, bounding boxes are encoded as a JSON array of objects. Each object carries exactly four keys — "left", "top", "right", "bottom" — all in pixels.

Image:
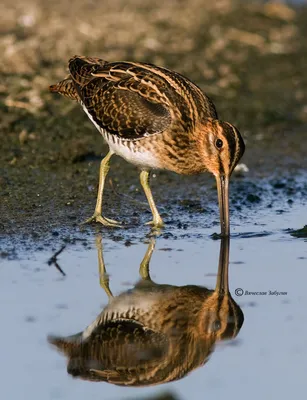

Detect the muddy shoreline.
[{"left": 1, "top": 0, "right": 307, "bottom": 254}]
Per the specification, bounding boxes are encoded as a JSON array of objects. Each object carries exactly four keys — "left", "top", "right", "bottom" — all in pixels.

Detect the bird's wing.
[
  {"left": 65, "top": 319, "right": 170, "bottom": 385},
  {"left": 69, "top": 56, "right": 174, "bottom": 140}
]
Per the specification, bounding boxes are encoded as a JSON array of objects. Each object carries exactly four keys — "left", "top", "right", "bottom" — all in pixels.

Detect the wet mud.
[{"left": 1, "top": 0, "right": 307, "bottom": 250}]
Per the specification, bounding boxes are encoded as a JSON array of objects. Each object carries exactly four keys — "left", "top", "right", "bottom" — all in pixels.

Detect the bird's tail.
[
  {"left": 49, "top": 77, "right": 79, "bottom": 101},
  {"left": 47, "top": 332, "right": 83, "bottom": 354}
]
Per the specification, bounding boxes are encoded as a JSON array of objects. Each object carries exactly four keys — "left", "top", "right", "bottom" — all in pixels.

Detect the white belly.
[
  {"left": 106, "top": 134, "right": 162, "bottom": 169},
  {"left": 81, "top": 101, "right": 162, "bottom": 169}
]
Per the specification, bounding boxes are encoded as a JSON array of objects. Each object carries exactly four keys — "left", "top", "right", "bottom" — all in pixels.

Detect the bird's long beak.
[
  {"left": 215, "top": 236, "right": 230, "bottom": 294},
  {"left": 216, "top": 174, "right": 230, "bottom": 237}
]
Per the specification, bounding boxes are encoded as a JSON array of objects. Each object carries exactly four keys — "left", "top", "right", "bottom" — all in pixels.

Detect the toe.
[
  {"left": 145, "top": 220, "right": 164, "bottom": 228},
  {"left": 96, "top": 216, "right": 123, "bottom": 228},
  {"left": 80, "top": 215, "right": 96, "bottom": 225},
  {"left": 80, "top": 214, "right": 123, "bottom": 228},
  {"left": 104, "top": 217, "right": 123, "bottom": 225}
]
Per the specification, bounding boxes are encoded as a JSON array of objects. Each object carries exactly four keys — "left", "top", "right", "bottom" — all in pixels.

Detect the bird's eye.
[
  {"left": 215, "top": 139, "right": 223, "bottom": 149},
  {"left": 211, "top": 320, "right": 221, "bottom": 332}
]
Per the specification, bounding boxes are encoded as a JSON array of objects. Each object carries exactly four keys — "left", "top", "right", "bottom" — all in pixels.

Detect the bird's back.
[{"left": 50, "top": 56, "right": 218, "bottom": 129}]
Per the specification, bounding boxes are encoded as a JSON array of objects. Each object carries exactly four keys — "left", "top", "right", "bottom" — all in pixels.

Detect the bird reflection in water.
[{"left": 48, "top": 236, "right": 244, "bottom": 386}]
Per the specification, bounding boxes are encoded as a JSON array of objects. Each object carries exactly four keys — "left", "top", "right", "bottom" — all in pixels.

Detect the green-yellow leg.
[
  {"left": 81, "top": 151, "right": 122, "bottom": 227},
  {"left": 140, "top": 170, "right": 164, "bottom": 228},
  {"left": 96, "top": 235, "right": 113, "bottom": 300},
  {"left": 139, "top": 238, "right": 156, "bottom": 280}
]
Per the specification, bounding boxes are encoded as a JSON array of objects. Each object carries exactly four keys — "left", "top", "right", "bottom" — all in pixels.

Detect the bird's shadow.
[{"left": 48, "top": 234, "right": 244, "bottom": 386}]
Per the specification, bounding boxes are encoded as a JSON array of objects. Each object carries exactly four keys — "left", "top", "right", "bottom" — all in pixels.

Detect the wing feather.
[
  {"left": 69, "top": 57, "right": 172, "bottom": 140},
  {"left": 64, "top": 319, "right": 169, "bottom": 384}
]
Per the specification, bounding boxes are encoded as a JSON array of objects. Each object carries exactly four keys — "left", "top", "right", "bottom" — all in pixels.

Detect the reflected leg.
[
  {"left": 96, "top": 235, "right": 113, "bottom": 300},
  {"left": 139, "top": 238, "right": 156, "bottom": 280}
]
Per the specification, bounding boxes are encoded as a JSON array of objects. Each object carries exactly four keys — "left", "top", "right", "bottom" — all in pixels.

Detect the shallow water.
[
  {"left": 1, "top": 198, "right": 306, "bottom": 400},
  {"left": 2, "top": 0, "right": 307, "bottom": 396}
]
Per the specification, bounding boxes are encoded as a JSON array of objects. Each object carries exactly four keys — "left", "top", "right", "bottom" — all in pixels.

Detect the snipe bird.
[
  {"left": 50, "top": 56, "right": 245, "bottom": 235},
  {"left": 48, "top": 236, "right": 244, "bottom": 385}
]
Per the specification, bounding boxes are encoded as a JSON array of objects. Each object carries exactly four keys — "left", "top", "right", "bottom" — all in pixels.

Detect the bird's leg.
[
  {"left": 140, "top": 170, "right": 164, "bottom": 228},
  {"left": 139, "top": 238, "right": 156, "bottom": 280},
  {"left": 96, "top": 235, "right": 113, "bottom": 300},
  {"left": 81, "top": 151, "right": 122, "bottom": 227}
]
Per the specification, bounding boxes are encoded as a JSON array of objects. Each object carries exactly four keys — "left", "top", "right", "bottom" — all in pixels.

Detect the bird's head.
[
  {"left": 199, "top": 119, "right": 245, "bottom": 236},
  {"left": 201, "top": 119, "right": 245, "bottom": 177}
]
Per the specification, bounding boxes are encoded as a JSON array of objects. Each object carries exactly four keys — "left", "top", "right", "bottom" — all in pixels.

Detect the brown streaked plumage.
[
  {"left": 50, "top": 56, "right": 245, "bottom": 234},
  {"left": 48, "top": 236, "right": 244, "bottom": 386}
]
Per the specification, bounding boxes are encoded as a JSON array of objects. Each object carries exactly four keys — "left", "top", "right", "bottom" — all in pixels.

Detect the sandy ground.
[{"left": 1, "top": 0, "right": 307, "bottom": 252}]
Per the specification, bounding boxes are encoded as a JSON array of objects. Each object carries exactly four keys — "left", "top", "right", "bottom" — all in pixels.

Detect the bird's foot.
[
  {"left": 80, "top": 213, "right": 123, "bottom": 228},
  {"left": 145, "top": 219, "right": 164, "bottom": 229}
]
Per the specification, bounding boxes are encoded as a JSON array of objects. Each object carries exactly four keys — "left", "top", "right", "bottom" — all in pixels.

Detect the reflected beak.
[
  {"left": 215, "top": 236, "right": 230, "bottom": 294},
  {"left": 216, "top": 174, "right": 230, "bottom": 237}
]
